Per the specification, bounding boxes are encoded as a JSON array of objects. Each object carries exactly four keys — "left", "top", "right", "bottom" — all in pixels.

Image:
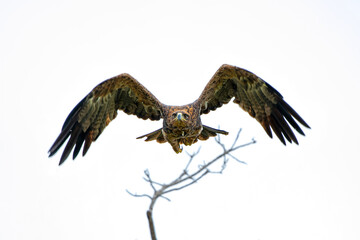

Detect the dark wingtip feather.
[
  {"left": 82, "top": 130, "right": 95, "bottom": 157},
  {"left": 62, "top": 96, "right": 86, "bottom": 131},
  {"left": 48, "top": 117, "right": 78, "bottom": 158},
  {"left": 278, "top": 102, "right": 306, "bottom": 136},
  {"left": 272, "top": 108, "right": 298, "bottom": 144},
  {"left": 260, "top": 120, "right": 273, "bottom": 139},
  {"left": 58, "top": 125, "right": 82, "bottom": 165},
  {"left": 50, "top": 97, "right": 86, "bottom": 163},
  {"left": 280, "top": 100, "right": 310, "bottom": 129},
  {"left": 48, "top": 130, "right": 70, "bottom": 157},
  {"left": 269, "top": 118, "right": 286, "bottom": 145},
  {"left": 73, "top": 131, "right": 86, "bottom": 160},
  {"left": 49, "top": 95, "right": 92, "bottom": 165},
  {"left": 265, "top": 82, "right": 283, "bottom": 98}
]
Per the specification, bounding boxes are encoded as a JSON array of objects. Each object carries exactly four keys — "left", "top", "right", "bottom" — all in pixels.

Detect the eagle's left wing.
[{"left": 195, "top": 64, "right": 310, "bottom": 145}]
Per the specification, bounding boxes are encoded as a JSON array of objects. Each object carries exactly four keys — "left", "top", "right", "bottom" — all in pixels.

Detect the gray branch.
[{"left": 126, "top": 128, "right": 256, "bottom": 240}]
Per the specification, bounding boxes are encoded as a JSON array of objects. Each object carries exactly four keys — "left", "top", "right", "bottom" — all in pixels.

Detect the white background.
[{"left": 1, "top": 0, "right": 359, "bottom": 239}]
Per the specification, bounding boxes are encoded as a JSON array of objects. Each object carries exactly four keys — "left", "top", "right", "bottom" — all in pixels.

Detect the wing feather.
[
  {"left": 49, "top": 73, "right": 164, "bottom": 165},
  {"left": 196, "top": 64, "right": 310, "bottom": 145}
]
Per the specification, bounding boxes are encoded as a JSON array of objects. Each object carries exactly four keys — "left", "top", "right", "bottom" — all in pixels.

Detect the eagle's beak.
[{"left": 176, "top": 112, "right": 184, "bottom": 121}]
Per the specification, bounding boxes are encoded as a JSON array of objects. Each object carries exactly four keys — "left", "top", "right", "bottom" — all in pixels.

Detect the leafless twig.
[{"left": 127, "top": 128, "right": 256, "bottom": 240}]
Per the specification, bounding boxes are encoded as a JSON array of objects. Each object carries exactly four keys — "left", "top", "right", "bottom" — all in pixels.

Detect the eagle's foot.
[
  {"left": 171, "top": 143, "right": 183, "bottom": 153},
  {"left": 176, "top": 145, "right": 183, "bottom": 153}
]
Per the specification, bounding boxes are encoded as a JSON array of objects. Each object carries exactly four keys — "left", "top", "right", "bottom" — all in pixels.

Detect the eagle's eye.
[{"left": 172, "top": 112, "right": 190, "bottom": 121}]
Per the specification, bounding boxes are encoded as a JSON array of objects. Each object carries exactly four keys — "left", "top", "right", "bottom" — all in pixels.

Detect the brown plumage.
[{"left": 49, "top": 64, "right": 310, "bottom": 165}]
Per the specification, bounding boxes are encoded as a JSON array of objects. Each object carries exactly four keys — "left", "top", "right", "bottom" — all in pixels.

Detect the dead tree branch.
[{"left": 127, "top": 128, "right": 256, "bottom": 240}]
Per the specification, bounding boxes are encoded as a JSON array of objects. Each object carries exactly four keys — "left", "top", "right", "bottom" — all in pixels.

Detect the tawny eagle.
[{"left": 49, "top": 64, "right": 310, "bottom": 165}]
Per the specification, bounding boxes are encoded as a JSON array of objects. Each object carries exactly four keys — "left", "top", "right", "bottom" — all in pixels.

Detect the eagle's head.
[
  {"left": 162, "top": 105, "right": 202, "bottom": 143},
  {"left": 171, "top": 111, "right": 190, "bottom": 128},
  {"left": 163, "top": 106, "right": 199, "bottom": 131}
]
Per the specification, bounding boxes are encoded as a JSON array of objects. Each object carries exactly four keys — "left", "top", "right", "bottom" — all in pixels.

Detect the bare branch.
[
  {"left": 163, "top": 169, "right": 210, "bottom": 194},
  {"left": 184, "top": 146, "right": 201, "bottom": 171},
  {"left": 125, "top": 190, "right": 152, "bottom": 200},
  {"left": 231, "top": 128, "right": 243, "bottom": 149},
  {"left": 143, "top": 170, "right": 163, "bottom": 188},
  {"left": 127, "top": 128, "right": 256, "bottom": 240},
  {"left": 147, "top": 210, "right": 156, "bottom": 240},
  {"left": 228, "top": 153, "right": 247, "bottom": 164}
]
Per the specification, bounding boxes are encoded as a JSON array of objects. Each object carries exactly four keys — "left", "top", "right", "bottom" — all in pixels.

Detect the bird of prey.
[{"left": 49, "top": 64, "right": 310, "bottom": 165}]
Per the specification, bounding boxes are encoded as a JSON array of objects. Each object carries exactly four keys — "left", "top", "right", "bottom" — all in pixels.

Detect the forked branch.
[{"left": 127, "top": 128, "right": 256, "bottom": 240}]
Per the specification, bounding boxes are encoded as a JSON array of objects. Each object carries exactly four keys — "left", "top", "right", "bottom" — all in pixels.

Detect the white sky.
[{"left": 1, "top": 0, "right": 360, "bottom": 239}]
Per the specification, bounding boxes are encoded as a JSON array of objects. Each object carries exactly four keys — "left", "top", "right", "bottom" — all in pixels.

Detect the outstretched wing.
[
  {"left": 195, "top": 64, "right": 310, "bottom": 145},
  {"left": 49, "top": 73, "right": 163, "bottom": 165}
]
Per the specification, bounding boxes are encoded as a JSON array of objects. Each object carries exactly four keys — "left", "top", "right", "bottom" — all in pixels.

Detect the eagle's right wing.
[{"left": 49, "top": 73, "right": 163, "bottom": 165}]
